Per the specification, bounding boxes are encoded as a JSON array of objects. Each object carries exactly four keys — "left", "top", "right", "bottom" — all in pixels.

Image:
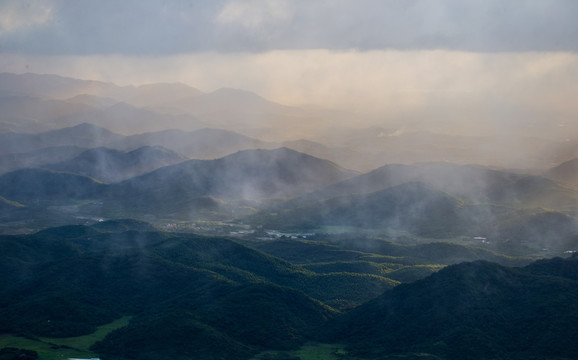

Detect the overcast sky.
[
  {"left": 2, "top": 0, "right": 578, "bottom": 54},
  {"left": 1, "top": 0, "right": 577, "bottom": 136}
]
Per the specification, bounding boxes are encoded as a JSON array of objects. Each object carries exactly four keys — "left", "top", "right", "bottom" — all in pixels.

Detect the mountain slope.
[
  {"left": 55, "top": 101, "right": 208, "bottom": 134},
  {"left": 291, "top": 162, "right": 524, "bottom": 207},
  {"left": 488, "top": 175, "right": 578, "bottom": 211},
  {"left": 254, "top": 182, "right": 465, "bottom": 238},
  {"left": 0, "top": 168, "right": 107, "bottom": 202},
  {"left": 0, "top": 224, "right": 344, "bottom": 359},
  {"left": 116, "top": 128, "right": 273, "bottom": 159},
  {"left": 326, "top": 256, "right": 578, "bottom": 360},
  {"left": 0, "top": 123, "right": 123, "bottom": 154},
  {"left": 47, "top": 146, "right": 187, "bottom": 183},
  {"left": 546, "top": 158, "right": 578, "bottom": 185},
  {"left": 107, "top": 148, "right": 356, "bottom": 217},
  {"left": 0, "top": 73, "right": 204, "bottom": 108},
  {"left": 167, "top": 87, "right": 292, "bottom": 116},
  {"left": 0, "top": 146, "right": 86, "bottom": 175}
]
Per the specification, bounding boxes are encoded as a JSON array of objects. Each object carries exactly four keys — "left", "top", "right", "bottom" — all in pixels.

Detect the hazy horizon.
[{"left": 1, "top": 0, "right": 578, "bottom": 142}]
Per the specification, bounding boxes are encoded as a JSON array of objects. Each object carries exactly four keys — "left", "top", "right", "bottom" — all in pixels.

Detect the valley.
[{"left": 0, "top": 72, "right": 576, "bottom": 360}]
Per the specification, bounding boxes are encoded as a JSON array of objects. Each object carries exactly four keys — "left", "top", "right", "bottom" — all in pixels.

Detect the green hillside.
[{"left": 325, "top": 256, "right": 578, "bottom": 360}]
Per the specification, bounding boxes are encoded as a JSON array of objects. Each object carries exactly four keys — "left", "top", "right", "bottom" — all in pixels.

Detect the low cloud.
[
  {"left": 0, "top": 1, "right": 53, "bottom": 36},
  {"left": 1, "top": 0, "right": 578, "bottom": 55}
]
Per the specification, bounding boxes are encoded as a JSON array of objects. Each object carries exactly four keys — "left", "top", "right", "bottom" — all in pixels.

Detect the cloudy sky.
[{"left": 1, "top": 0, "right": 577, "bottom": 135}]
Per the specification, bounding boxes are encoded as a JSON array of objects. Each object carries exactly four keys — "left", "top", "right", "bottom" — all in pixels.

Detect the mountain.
[
  {"left": 312, "top": 128, "right": 576, "bottom": 170},
  {"left": 249, "top": 163, "right": 577, "bottom": 247},
  {"left": 0, "top": 168, "right": 107, "bottom": 202},
  {"left": 0, "top": 125, "right": 279, "bottom": 166},
  {"left": 284, "top": 162, "right": 578, "bottom": 211},
  {"left": 0, "top": 146, "right": 86, "bottom": 175},
  {"left": 165, "top": 87, "right": 338, "bottom": 140},
  {"left": 281, "top": 139, "right": 369, "bottom": 172},
  {"left": 0, "top": 73, "right": 209, "bottom": 135},
  {"left": 254, "top": 182, "right": 465, "bottom": 238},
  {"left": 167, "top": 87, "right": 292, "bottom": 117},
  {"left": 46, "top": 146, "right": 187, "bottom": 183},
  {"left": 65, "top": 94, "right": 118, "bottom": 108},
  {"left": 54, "top": 101, "right": 208, "bottom": 134},
  {"left": 546, "top": 158, "right": 578, "bottom": 185},
  {"left": 488, "top": 175, "right": 578, "bottom": 211},
  {"left": 0, "top": 221, "right": 567, "bottom": 360},
  {"left": 116, "top": 128, "right": 274, "bottom": 159},
  {"left": 0, "top": 224, "right": 381, "bottom": 359},
  {"left": 107, "top": 148, "right": 357, "bottom": 218},
  {"left": 0, "top": 95, "right": 96, "bottom": 133},
  {"left": 0, "top": 73, "right": 204, "bottom": 108},
  {"left": 120, "top": 82, "right": 204, "bottom": 108},
  {"left": 325, "top": 256, "right": 578, "bottom": 360},
  {"left": 0, "top": 73, "right": 120, "bottom": 99},
  {"left": 0, "top": 123, "right": 123, "bottom": 155}
]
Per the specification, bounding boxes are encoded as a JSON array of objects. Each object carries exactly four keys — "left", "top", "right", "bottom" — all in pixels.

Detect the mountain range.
[
  {"left": 1, "top": 72, "right": 577, "bottom": 360},
  {"left": 2, "top": 72, "right": 576, "bottom": 170},
  {"left": 0, "top": 142, "right": 575, "bottom": 253},
  {"left": 46, "top": 146, "right": 187, "bottom": 183},
  {"left": 326, "top": 257, "right": 578, "bottom": 360},
  {"left": 0, "top": 221, "right": 575, "bottom": 360}
]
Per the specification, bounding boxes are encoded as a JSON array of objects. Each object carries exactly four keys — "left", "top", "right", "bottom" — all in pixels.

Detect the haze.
[{"left": 1, "top": 0, "right": 577, "bottom": 161}]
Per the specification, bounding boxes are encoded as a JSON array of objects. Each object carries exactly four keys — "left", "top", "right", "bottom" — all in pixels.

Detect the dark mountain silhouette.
[
  {"left": 47, "top": 146, "right": 187, "bottom": 183},
  {"left": 0, "top": 221, "right": 573, "bottom": 360},
  {"left": 108, "top": 148, "right": 356, "bottom": 217},
  {"left": 0, "top": 168, "right": 108, "bottom": 202},
  {"left": 103, "top": 148, "right": 354, "bottom": 219},
  {"left": 326, "top": 256, "right": 578, "bottom": 360},
  {"left": 0, "top": 146, "right": 86, "bottom": 175}
]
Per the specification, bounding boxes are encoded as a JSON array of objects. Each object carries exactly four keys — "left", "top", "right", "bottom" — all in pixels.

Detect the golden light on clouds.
[{"left": 2, "top": 49, "right": 577, "bottom": 136}]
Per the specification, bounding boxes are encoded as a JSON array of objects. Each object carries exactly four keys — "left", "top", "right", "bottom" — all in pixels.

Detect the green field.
[{"left": 0, "top": 316, "right": 131, "bottom": 360}]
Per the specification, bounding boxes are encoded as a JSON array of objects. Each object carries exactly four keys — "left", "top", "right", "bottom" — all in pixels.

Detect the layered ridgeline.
[
  {"left": 0, "top": 220, "right": 403, "bottom": 359},
  {"left": 0, "top": 72, "right": 335, "bottom": 139},
  {"left": 0, "top": 123, "right": 273, "bottom": 162},
  {"left": 0, "top": 147, "right": 356, "bottom": 223},
  {"left": 45, "top": 146, "right": 187, "bottom": 183},
  {"left": 0, "top": 221, "right": 576, "bottom": 360},
  {"left": 251, "top": 162, "right": 578, "bottom": 252},
  {"left": 1, "top": 72, "right": 576, "bottom": 171},
  {"left": 0, "top": 144, "right": 576, "bottom": 254}
]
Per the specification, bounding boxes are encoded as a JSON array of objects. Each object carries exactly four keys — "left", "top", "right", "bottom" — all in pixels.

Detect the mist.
[{"left": 1, "top": 3, "right": 578, "bottom": 359}]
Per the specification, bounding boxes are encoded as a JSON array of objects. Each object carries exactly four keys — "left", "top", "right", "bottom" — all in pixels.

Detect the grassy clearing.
[
  {"left": 0, "top": 316, "right": 131, "bottom": 360},
  {"left": 251, "top": 343, "right": 359, "bottom": 360}
]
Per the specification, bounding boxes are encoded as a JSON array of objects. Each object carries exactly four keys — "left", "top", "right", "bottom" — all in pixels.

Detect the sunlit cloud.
[{"left": 0, "top": 0, "right": 53, "bottom": 36}]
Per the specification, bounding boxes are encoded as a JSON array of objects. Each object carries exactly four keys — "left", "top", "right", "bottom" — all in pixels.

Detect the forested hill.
[{"left": 1, "top": 221, "right": 577, "bottom": 359}]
